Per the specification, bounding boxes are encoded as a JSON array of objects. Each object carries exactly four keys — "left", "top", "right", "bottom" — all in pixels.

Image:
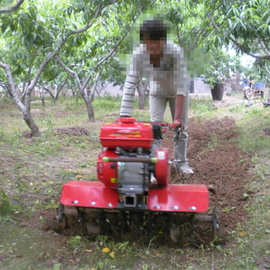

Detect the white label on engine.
[{"left": 157, "top": 151, "right": 165, "bottom": 160}]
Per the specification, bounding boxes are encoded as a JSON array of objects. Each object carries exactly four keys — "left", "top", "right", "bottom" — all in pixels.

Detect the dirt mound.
[{"left": 55, "top": 127, "right": 89, "bottom": 136}]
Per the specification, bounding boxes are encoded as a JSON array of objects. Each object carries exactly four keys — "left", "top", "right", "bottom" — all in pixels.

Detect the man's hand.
[
  {"left": 173, "top": 95, "right": 184, "bottom": 129},
  {"left": 169, "top": 119, "right": 182, "bottom": 129}
]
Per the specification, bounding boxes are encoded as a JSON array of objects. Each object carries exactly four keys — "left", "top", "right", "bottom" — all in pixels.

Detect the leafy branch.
[{"left": 0, "top": 0, "right": 24, "bottom": 14}]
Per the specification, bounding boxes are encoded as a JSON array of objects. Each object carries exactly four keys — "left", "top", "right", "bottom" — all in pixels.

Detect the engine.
[{"left": 97, "top": 117, "right": 169, "bottom": 207}]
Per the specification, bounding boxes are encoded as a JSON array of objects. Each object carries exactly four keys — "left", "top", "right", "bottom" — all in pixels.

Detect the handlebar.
[
  {"left": 151, "top": 121, "right": 183, "bottom": 132},
  {"left": 117, "top": 117, "right": 183, "bottom": 133}
]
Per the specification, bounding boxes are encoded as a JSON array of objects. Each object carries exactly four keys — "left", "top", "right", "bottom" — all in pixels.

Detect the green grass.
[
  {"left": 228, "top": 103, "right": 246, "bottom": 113},
  {"left": 189, "top": 98, "right": 217, "bottom": 117},
  {"left": 93, "top": 96, "right": 121, "bottom": 111},
  {"left": 237, "top": 106, "right": 270, "bottom": 156}
]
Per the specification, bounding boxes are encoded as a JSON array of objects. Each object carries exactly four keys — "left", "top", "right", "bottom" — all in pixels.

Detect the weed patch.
[
  {"left": 237, "top": 105, "right": 270, "bottom": 155},
  {"left": 190, "top": 98, "right": 216, "bottom": 116},
  {"left": 0, "top": 189, "right": 12, "bottom": 216}
]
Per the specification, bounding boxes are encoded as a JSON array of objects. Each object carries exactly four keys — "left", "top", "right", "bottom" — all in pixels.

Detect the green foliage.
[
  {"left": 249, "top": 59, "right": 270, "bottom": 83},
  {"left": 0, "top": 0, "right": 148, "bottom": 93},
  {"left": 153, "top": 0, "right": 270, "bottom": 82},
  {"left": 198, "top": 0, "right": 270, "bottom": 65},
  {"left": 186, "top": 48, "right": 213, "bottom": 77},
  {"left": 58, "top": 0, "right": 150, "bottom": 90},
  {"left": 0, "top": 1, "right": 66, "bottom": 81},
  {"left": 200, "top": 49, "right": 240, "bottom": 87}
]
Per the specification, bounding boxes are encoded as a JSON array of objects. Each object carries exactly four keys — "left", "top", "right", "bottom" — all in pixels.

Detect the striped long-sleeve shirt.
[{"left": 120, "top": 41, "right": 188, "bottom": 117}]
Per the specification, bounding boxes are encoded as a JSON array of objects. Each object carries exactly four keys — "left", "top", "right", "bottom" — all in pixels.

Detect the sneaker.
[
  {"left": 177, "top": 162, "right": 194, "bottom": 174},
  {"left": 150, "top": 174, "right": 157, "bottom": 184}
]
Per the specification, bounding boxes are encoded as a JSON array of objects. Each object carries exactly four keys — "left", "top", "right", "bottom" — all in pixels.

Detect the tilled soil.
[
  {"left": 43, "top": 117, "right": 252, "bottom": 246},
  {"left": 166, "top": 117, "right": 252, "bottom": 232}
]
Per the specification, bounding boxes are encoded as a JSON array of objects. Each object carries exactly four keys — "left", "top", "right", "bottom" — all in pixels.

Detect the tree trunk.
[
  {"left": 90, "top": 87, "right": 95, "bottom": 101},
  {"left": 44, "top": 87, "right": 56, "bottom": 104},
  {"left": 54, "top": 81, "right": 66, "bottom": 103},
  {"left": 24, "top": 89, "right": 41, "bottom": 136},
  {"left": 21, "top": 88, "right": 26, "bottom": 104},
  {"left": 71, "top": 87, "right": 76, "bottom": 97},
  {"left": 4, "top": 85, "right": 13, "bottom": 98},
  {"left": 40, "top": 89, "right": 45, "bottom": 107},
  {"left": 189, "top": 78, "right": 195, "bottom": 93},
  {"left": 22, "top": 110, "right": 41, "bottom": 137},
  {"left": 90, "top": 71, "right": 101, "bottom": 102},
  {"left": 83, "top": 95, "right": 95, "bottom": 121}
]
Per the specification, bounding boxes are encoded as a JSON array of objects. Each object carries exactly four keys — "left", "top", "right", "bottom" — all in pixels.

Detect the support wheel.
[
  {"left": 211, "top": 212, "right": 225, "bottom": 245},
  {"left": 212, "top": 212, "right": 219, "bottom": 238},
  {"left": 55, "top": 204, "right": 67, "bottom": 231},
  {"left": 169, "top": 223, "right": 180, "bottom": 243}
]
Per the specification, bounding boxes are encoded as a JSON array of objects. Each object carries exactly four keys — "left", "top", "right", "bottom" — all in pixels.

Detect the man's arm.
[
  {"left": 120, "top": 48, "right": 142, "bottom": 117},
  {"left": 172, "top": 45, "right": 188, "bottom": 127},
  {"left": 173, "top": 94, "right": 185, "bottom": 125}
]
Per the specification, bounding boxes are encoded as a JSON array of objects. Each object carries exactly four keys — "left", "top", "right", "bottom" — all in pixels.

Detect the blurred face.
[{"left": 144, "top": 38, "right": 164, "bottom": 57}]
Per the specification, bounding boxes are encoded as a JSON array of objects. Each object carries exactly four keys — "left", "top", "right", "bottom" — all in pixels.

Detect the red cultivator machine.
[{"left": 57, "top": 118, "right": 219, "bottom": 242}]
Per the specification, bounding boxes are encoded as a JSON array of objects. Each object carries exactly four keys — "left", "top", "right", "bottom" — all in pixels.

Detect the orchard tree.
[
  {"left": 199, "top": 0, "right": 270, "bottom": 86},
  {"left": 198, "top": 0, "right": 270, "bottom": 59},
  {"left": 155, "top": 0, "right": 269, "bottom": 87},
  {"left": 0, "top": 0, "right": 120, "bottom": 136},
  {"left": 190, "top": 0, "right": 270, "bottom": 84},
  {"left": 55, "top": 0, "right": 151, "bottom": 121}
]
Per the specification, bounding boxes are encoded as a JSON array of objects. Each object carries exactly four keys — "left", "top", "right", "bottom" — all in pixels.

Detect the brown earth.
[
  {"left": 55, "top": 127, "right": 90, "bottom": 136},
  {"left": 165, "top": 117, "right": 252, "bottom": 232}
]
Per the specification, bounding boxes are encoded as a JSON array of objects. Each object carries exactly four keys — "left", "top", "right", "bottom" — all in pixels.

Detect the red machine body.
[
  {"left": 60, "top": 118, "right": 209, "bottom": 213},
  {"left": 60, "top": 181, "right": 208, "bottom": 212},
  {"left": 97, "top": 150, "right": 118, "bottom": 189},
  {"left": 99, "top": 117, "right": 153, "bottom": 149}
]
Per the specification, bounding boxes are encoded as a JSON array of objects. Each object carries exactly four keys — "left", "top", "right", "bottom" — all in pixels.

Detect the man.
[{"left": 120, "top": 19, "right": 193, "bottom": 174}]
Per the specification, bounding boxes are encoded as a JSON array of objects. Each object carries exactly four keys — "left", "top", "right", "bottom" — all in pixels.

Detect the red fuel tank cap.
[{"left": 119, "top": 117, "right": 136, "bottom": 123}]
